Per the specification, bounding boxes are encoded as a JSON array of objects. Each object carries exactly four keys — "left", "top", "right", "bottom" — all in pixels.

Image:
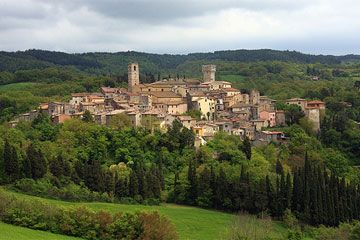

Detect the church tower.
[
  {"left": 202, "top": 65, "right": 216, "bottom": 82},
  {"left": 128, "top": 63, "right": 139, "bottom": 92}
]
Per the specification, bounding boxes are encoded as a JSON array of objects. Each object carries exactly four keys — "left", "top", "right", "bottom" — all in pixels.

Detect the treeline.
[
  {"left": 0, "top": 190, "right": 177, "bottom": 240},
  {"left": 2, "top": 49, "right": 360, "bottom": 74},
  {"left": 170, "top": 155, "right": 360, "bottom": 227},
  {"left": 1, "top": 116, "right": 194, "bottom": 204},
  {"left": 3, "top": 138, "right": 165, "bottom": 204}
]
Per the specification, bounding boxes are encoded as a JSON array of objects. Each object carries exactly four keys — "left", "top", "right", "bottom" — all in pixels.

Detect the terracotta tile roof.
[
  {"left": 177, "top": 116, "right": 194, "bottom": 121},
  {"left": 307, "top": 100, "right": 325, "bottom": 104},
  {"left": 149, "top": 91, "right": 182, "bottom": 98},
  {"left": 222, "top": 88, "right": 240, "bottom": 92},
  {"left": 71, "top": 92, "right": 91, "bottom": 97}
]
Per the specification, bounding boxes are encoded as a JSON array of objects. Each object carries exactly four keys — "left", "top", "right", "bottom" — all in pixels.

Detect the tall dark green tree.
[
  {"left": 49, "top": 155, "right": 64, "bottom": 178},
  {"left": 196, "top": 167, "right": 213, "bottom": 208},
  {"left": 187, "top": 158, "right": 197, "bottom": 205},
  {"left": 3, "top": 140, "right": 20, "bottom": 182},
  {"left": 27, "top": 143, "right": 47, "bottom": 180},
  {"left": 242, "top": 136, "right": 252, "bottom": 160}
]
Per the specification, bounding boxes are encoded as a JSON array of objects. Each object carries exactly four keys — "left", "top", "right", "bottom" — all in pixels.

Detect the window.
[{"left": 134, "top": 66, "right": 137, "bottom": 71}]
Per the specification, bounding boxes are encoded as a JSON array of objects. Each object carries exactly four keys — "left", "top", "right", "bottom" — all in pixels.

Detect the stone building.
[
  {"left": 202, "top": 65, "right": 216, "bottom": 82},
  {"left": 128, "top": 63, "right": 140, "bottom": 92},
  {"left": 249, "top": 89, "right": 260, "bottom": 105}
]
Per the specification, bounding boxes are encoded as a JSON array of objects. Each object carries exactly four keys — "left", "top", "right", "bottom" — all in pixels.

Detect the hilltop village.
[{"left": 12, "top": 63, "right": 325, "bottom": 146}]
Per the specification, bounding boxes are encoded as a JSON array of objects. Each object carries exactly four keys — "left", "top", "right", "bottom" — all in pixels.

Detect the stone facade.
[
  {"left": 202, "top": 65, "right": 216, "bottom": 82},
  {"left": 128, "top": 63, "right": 140, "bottom": 92}
]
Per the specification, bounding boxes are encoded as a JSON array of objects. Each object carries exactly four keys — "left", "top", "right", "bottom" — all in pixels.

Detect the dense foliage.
[
  {"left": 0, "top": 49, "right": 360, "bottom": 237},
  {"left": 0, "top": 190, "right": 177, "bottom": 240}
]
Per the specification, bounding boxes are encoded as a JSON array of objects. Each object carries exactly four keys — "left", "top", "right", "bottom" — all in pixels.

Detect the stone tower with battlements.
[
  {"left": 202, "top": 65, "right": 216, "bottom": 82},
  {"left": 128, "top": 63, "right": 139, "bottom": 92}
]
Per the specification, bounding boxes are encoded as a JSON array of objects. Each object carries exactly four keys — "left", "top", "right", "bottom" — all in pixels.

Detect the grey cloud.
[
  {"left": 0, "top": 0, "right": 359, "bottom": 54},
  {"left": 41, "top": 0, "right": 313, "bottom": 23}
]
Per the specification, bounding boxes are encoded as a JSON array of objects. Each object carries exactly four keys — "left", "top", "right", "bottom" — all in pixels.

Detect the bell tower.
[{"left": 128, "top": 63, "right": 139, "bottom": 92}]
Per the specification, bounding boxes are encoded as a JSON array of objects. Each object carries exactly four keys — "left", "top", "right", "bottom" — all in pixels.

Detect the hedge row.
[{"left": 0, "top": 191, "right": 177, "bottom": 240}]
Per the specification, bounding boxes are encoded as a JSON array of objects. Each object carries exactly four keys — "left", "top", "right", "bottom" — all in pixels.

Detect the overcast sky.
[{"left": 0, "top": 0, "right": 359, "bottom": 55}]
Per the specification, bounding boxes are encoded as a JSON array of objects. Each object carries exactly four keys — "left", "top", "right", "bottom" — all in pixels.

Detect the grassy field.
[
  {"left": 2, "top": 189, "right": 234, "bottom": 240},
  {"left": 0, "top": 222, "right": 81, "bottom": 240},
  {"left": 1, "top": 189, "right": 290, "bottom": 240},
  {"left": 0, "top": 82, "right": 40, "bottom": 92}
]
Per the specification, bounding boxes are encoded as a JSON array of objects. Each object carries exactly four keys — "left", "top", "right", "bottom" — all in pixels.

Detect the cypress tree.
[
  {"left": 266, "top": 175, "right": 275, "bottom": 216},
  {"left": 27, "top": 144, "right": 47, "bottom": 180},
  {"left": 187, "top": 158, "right": 197, "bottom": 205},
  {"left": 3, "top": 140, "right": 20, "bottom": 182},
  {"left": 214, "top": 168, "right": 227, "bottom": 209},
  {"left": 173, "top": 171, "right": 182, "bottom": 203},
  {"left": 145, "top": 169, "right": 154, "bottom": 198},
  {"left": 285, "top": 173, "right": 292, "bottom": 210},
  {"left": 150, "top": 165, "right": 161, "bottom": 199},
  {"left": 196, "top": 167, "right": 212, "bottom": 208},
  {"left": 291, "top": 170, "right": 299, "bottom": 213},
  {"left": 49, "top": 155, "right": 64, "bottom": 178},
  {"left": 242, "top": 136, "right": 252, "bottom": 160},
  {"left": 23, "top": 154, "right": 32, "bottom": 178},
  {"left": 84, "top": 159, "right": 103, "bottom": 192},
  {"left": 102, "top": 170, "right": 112, "bottom": 193},
  {"left": 276, "top": 160, "right": 284, "bottom": 175},
  {"left": 303, "top": 152, "right": 311, "bottom": 222},
  {"left": 254, "top": 179, "right": 268, "bottom": 216},
  {"left": 115, "top": 174, "right": 129, "bottom": 198},
  {"left": 317, "top": 167, "right": 325, "bottom": 224},
  {"left": 129, "top": 169, "right": 139, "bottom": 197},
  {"left": 158, "top": 161, "right": 165, "bottom": 190}
]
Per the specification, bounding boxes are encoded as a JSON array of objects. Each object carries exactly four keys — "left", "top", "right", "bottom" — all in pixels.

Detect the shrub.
[
  {"left": 226, "top": 213, "right": 274, "bottom": 240},
  {"left": 283, "top": 209, "right": 299, "bottom": 230},
  {"left": 312, "top": 224, "right": 350, "bottom": 240},
  {"left": 139, "top": 212, "right": 178, "bottom": 240},
  {"left": 0, "top": 190, "right": 178, "bottom": 240},
  {"left": 12, "top": 178, "right": 114, "bottom": 202}
]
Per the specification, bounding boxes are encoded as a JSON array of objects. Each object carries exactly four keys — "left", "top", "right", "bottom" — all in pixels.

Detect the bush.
[
  {"left": 140, "top": 212, "right": 178, "bottom": 240},
  {"left": 0, "top": 190, "right": 178, "bottom": 240},
  {"left": 312, "top": 224, "right": 350, "bottom": 240},
  {"left": 226, "top": 213, "right": 274, "bottom": 240},
  {"left": 12, "top": 178, "right": 114, "bottom": 202},
  {"left": 283, "top": 209, "right": 299, "bottom": 230}
]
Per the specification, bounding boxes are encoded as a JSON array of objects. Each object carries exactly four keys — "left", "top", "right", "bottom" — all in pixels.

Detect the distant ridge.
[{"left": 1, "top": 49, "right": 360, "bottom": 73}]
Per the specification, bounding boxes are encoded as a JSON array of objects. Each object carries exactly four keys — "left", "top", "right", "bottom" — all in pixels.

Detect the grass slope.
[
  {"left": 3, "top": 189, "right": 233, "bottom": 240},
  {"left": 0, "top": 222, "right": 81, "bottom": 240},
  {"left": 2, "top": 189, "right": 290, "bottom": 240}
]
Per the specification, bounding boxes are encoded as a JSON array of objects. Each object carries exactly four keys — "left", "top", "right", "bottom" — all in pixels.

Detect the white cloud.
[{"left": 0, "top": 0, "right": 359, "bottom": 54}]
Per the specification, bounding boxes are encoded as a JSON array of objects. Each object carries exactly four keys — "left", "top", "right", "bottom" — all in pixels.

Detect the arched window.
[{"left": 134, "top": 66, "right": 137, "bottom": 71}]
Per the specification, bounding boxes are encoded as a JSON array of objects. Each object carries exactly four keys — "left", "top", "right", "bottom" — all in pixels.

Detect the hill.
[{"left": 1, "top": 49, "right": 360, "bottom": 75}]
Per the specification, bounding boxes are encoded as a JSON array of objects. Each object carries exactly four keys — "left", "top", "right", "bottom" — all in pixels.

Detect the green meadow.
[
  {"left": 0, "top": 222, "right": 81, "bottom": 240},
  {"left": 1, "top": 189, "right": 234, "bottom": 240},
  {"left": 1, "top": 189, "right": 292, "bottom": 240}
]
